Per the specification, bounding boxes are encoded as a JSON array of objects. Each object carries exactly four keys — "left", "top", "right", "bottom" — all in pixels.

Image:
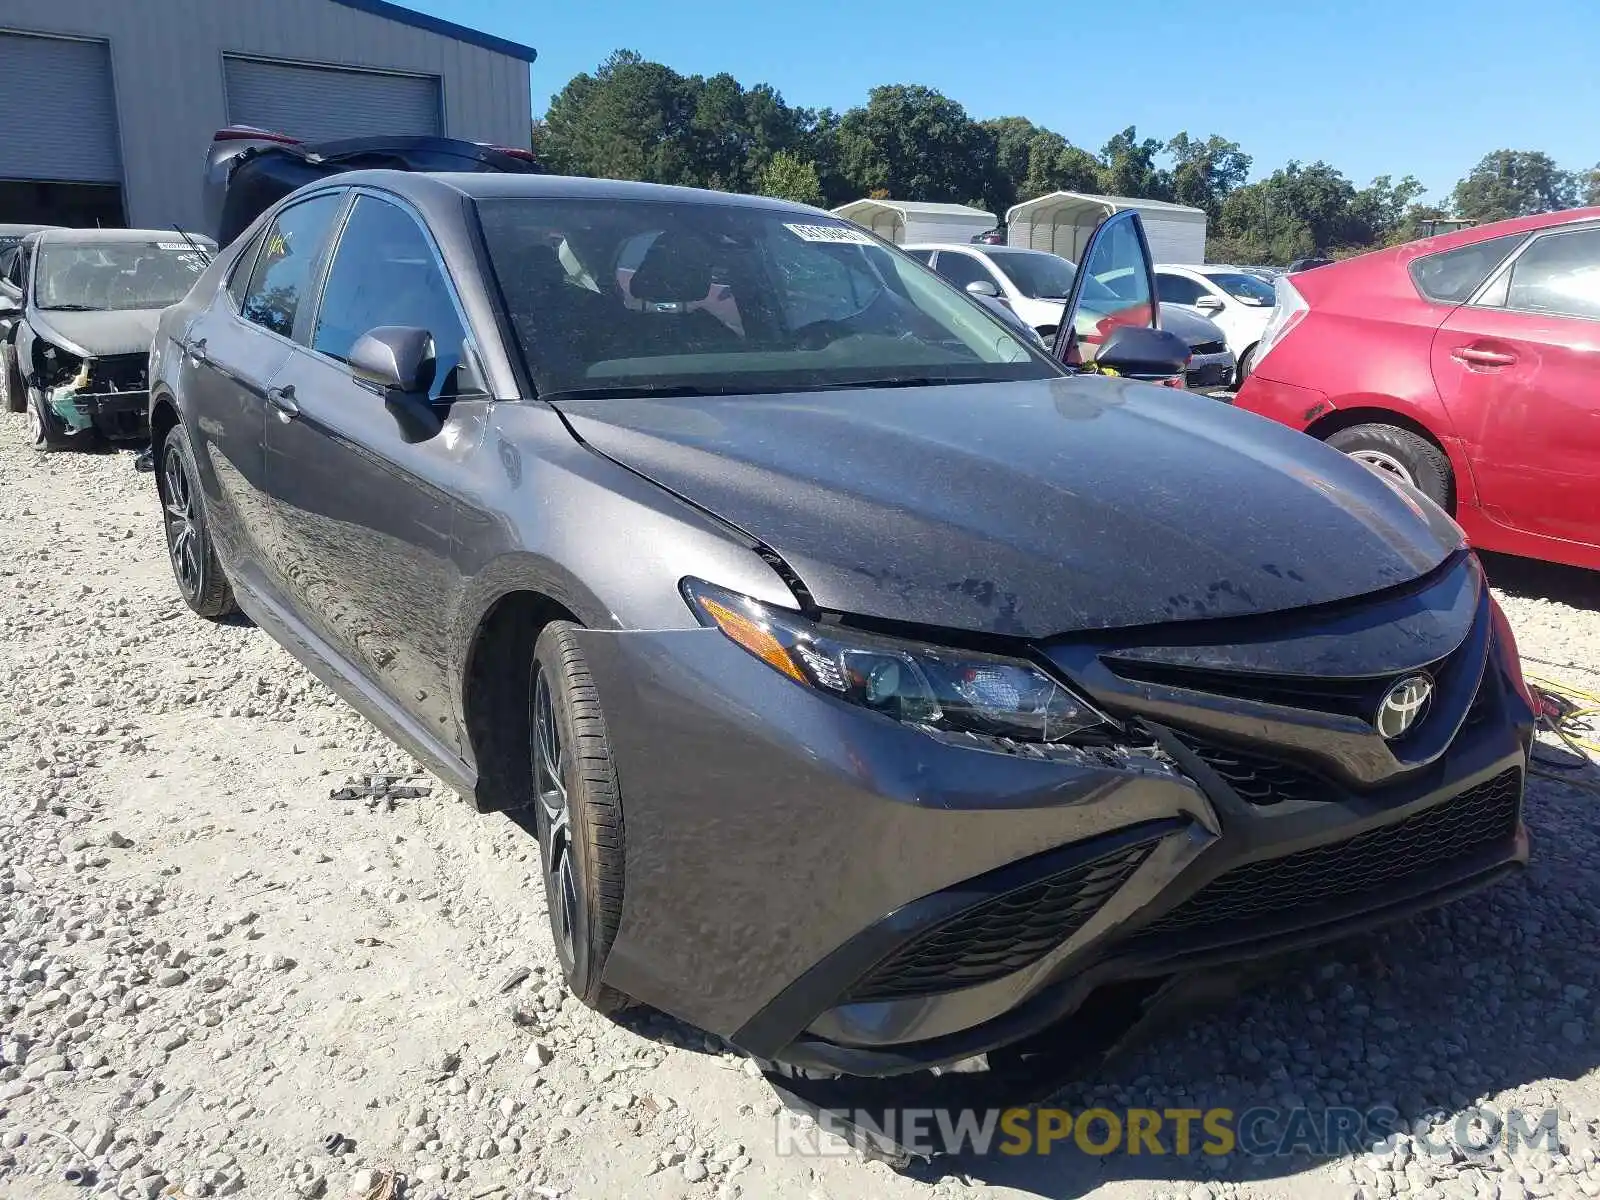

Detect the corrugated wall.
[{"left": 0, "top": 0, "right": 533, "bottom": 231}]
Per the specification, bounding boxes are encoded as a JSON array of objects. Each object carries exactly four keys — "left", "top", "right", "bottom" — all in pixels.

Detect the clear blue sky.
[{"left": 414, "top": 0, "right": 1595, "bottom": 202}]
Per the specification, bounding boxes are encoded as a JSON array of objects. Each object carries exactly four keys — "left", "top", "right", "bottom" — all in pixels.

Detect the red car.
[{"left": 1234, "top": 209, "right": 1600, "bottom": 572}]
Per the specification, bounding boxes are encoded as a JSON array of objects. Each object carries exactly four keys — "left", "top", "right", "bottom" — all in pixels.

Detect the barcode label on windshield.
[
  {"left": 784, "top": 223, "right": 873, "bottom": 246},
  {"left": 157, "top": 242, "right": 193, "bottom": 250}
]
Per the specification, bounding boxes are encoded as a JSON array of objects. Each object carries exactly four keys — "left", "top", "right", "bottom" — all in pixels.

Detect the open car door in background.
[{"left": 1050, "top": 210, "right": 1159, "bottom": 365}]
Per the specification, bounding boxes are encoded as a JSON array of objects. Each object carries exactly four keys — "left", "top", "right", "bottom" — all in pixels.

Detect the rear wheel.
[
  {"left": 1325, "top": 422, "right": 1453, "bottom": 510},
  {"left": 157, "top": 422, "right": 236, "bottom": 618},
  {"left": 530, "top": 622, "right": 629, "bottom": 1014}
]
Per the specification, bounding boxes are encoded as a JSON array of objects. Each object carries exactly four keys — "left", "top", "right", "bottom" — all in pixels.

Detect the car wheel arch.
[
  {"left": 460, "top": 586, "right": 586, "bottom": 815},
  {"left": 1305, "top": 403, "right": 1471, "bottom": 512},
  {"left": 149, "top": 392, "right": 181, "bottom": 449}
]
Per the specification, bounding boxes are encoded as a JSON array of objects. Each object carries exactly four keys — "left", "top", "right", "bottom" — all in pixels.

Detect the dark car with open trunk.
[{"left": 146, "top": 164, "right": 1533, "bottom": 1081}]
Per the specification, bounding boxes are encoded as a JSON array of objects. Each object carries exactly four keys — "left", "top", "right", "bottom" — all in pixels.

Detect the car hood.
[
  {"left": 1157, "top": 303, "right": 1227, "bottom": 346},
  {"left": 28, "top": 308, "right": 161, "bottom": 359},
  {"left": 556, "top": 375, "right": 1462, "bottom": 637}
]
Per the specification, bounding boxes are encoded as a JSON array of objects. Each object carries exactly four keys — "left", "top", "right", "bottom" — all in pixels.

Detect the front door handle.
[
  {"left": 187, "top": 337, "right": 208, "bottom": 365},
  {"left": 1452, "top": 344, "right": 1518, "bottom": 369},
  {"left": 265, "top": 383, "right": 300, "bottom": 420}
]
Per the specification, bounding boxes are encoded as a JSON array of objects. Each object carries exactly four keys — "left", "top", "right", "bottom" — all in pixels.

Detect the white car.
[
  {"left": 1153, "top": 264, "right": 1279, "bottom": 378},
  {"left": 904, "top": 243, "right": 1236, "bottom": 390}
]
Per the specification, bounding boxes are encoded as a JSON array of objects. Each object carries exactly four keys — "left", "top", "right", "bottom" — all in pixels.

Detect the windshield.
[
  {"left": 983, "top": 249, "right": 1079, "bottom": 300},
  {"left": 35, "top": 241, "right": 208, "bottom": 311},
  {"left": 1202, "top": 271, "right": 1277, "bottom": 306},
  {"left": 475, "top": 198, "right": 1057, "bottom": 397}
]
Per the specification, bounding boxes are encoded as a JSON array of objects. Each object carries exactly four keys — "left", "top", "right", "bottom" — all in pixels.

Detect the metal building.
[{"left": 0, "top": 0, "right": 536, "bottom": 231}]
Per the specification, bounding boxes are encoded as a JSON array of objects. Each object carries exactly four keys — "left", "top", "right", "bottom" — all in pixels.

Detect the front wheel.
[
  {"left": 1236, "top": 343, "right": 1257, "bottom": 382},
  {"left": 530, "top": 622, "right": 629, "bottom": 1015},
  {"left": 26, "top": 386, "right": 82, "bottom": 452},
  {"left": 157, "top": 422, "right": 236, "bottom": 618},
  {"left": 0, "top": 345, "right": 21, "bottom": 414},
  {"left": 1325, "top": 423, "right": 1453, "bottom": 511}
]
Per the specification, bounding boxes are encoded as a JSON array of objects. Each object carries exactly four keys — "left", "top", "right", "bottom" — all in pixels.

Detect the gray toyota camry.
[{"left": 149, "top": 169, "right": 1534, "bottom": 1078}]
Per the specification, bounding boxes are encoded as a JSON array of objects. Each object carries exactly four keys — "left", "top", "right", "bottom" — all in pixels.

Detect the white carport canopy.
[
  {"left": 1005, "top": 192, "right": 1205, "bottom": 261},
  {"left": 831, "top": 199, "right": 997, "bottom": 245}
]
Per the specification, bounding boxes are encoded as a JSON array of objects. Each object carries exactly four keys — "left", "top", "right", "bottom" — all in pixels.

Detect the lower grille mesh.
[
  {"left": 1171, "top": 731, "right": 1327, "bottom": 805},
  {"left": 846, "top": 840, "right": 1156, "bottom": 1003},
  {"left": 1134, "top": 768, "right": 1522, "bottom": 941}
]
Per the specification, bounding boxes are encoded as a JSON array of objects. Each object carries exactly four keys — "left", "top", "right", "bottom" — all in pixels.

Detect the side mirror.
[
  {"left": 1194, "top": 294, "right": 1224, "bottom": 313},
  {"left": 350, "top": 325, "right": 442, "bottom": 443},
  {"left": 1093, "top": 325, "right": 1192, "bottom": 381},
  {"left": 0, "top": 293, "right": 21, "bottom": 318},
  {"left": 965, "top": 279, "right": 999, "bottom": 298},
  {"left": 351, "top": 325, "right": 432, "bottom": 392}
]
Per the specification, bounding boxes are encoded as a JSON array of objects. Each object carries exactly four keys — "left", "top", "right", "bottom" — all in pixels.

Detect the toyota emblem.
[{"left": 1376, "top": 674, "right": 1434, "bottom": 740}]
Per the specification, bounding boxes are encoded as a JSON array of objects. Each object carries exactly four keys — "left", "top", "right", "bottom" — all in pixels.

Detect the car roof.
[
  {"left": 34, "top": 227, "right": 217, "bottom": 247},
  {"left": 329, "top": 169, "right": 828, "bottom": 217},
  {"left": 0, "top": 223, "right": 58, "bottom": 236}
]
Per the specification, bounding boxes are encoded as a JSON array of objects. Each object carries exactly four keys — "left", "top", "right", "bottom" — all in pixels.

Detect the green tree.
[
  {"left": 1346, "top": 174, "right": 1426, "bottom": 246},
  {"left": 1579, "top": 162, "right": 1600, "bottom": 207},
  {"left": 1097, "top": 126, "right": 1171, "bottom": 199},
  {"left": 1166, "top": 133, "right": 1251, "bottom": 218},
  {"left": 757, "top": 151, "right": 825, "bottom": 207},
  {"left": 1451, "top": 150, "right": 1576, "bottom": 222},
  {"left": 538, "top": 50, "right": 812, "bottom": 193},
  {"left": 835, "top": 85, "right": 995, "bottom": 208},
  {"left": 1021, "top": 132, "right": 1101, "bottom": 201}
]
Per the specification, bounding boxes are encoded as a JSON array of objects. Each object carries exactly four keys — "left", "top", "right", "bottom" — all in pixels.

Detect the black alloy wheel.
[
  {"left": 159, "top": 424, "right": 236, "bottom": 618},
  {"left": 529, "top": 622, "right": 629, "bottom": 1014}
]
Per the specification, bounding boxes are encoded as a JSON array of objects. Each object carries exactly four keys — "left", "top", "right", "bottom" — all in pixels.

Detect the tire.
[
  {"left": 26, "top": 386, "right": 82, "bottom": 452},
  {"left": 530, "top": 621, "right": 630, "bottom": 1015},
  {"left": 1325, "top": 422, "right": 1453, "bottom": 511},
  {"left": 156, "top": 422, "right": 236, "bottom": 618},
  {"left": 1236, "top": 343, "right": 1257, "bottom": 382},
  {"left": 0, "top": 344, "right": 21, "bottom": 414}
]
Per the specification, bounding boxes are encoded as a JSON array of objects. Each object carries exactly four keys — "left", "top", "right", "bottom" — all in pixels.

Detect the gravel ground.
[{"left": 2, "top": 428, "right": 1600, "bottom": 1200}]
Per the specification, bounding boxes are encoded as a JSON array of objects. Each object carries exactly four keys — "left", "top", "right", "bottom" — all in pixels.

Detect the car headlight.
[{"left": 682, "top": 578, "right": 1115, "bottom": 745}]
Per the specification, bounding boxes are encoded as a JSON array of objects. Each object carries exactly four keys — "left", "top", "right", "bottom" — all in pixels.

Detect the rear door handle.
[
  {"left": 1452, "top": 345, "right": 1518, "bottom": 368},
  {"left": 265, "top": 383, "right": 299, "bottom": 420}
]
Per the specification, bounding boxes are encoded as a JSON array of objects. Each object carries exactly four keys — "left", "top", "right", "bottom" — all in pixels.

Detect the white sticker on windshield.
[
  {"left": 156, "top": 242, "right": 193, "bottom": 251},
  {"left": 783, "top": 223, "right": 874, "bottom": 246}
]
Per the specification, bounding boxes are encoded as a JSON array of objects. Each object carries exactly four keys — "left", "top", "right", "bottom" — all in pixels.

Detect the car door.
[
  {"left": 1052, "top": 210, "right": 1158, "bottom": 365},
  {"left": 1430, "top": 223, "right": 1600, "bottom": 547},
  {"left": 262, "top": 190, "right": 488, "bottom": 750},
  {"left": 178, "top": 191, "right": 346, "bottom": 579}
]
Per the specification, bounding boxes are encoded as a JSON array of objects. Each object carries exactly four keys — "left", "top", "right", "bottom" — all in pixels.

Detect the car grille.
[
  {"left": 1191, "top": 339, "right": 1227, "bottom": 356},
  {"left": 86, "top": 353, "right": 149, "bottom": 394},
  {"left": 845, "top": 839, "right": 1157, "bottom": 1004},
  {"left": 1107, "top": 659, "right": 1395, "bottom": 721},
  {"left": 1131, "top": 767, "right": 1521, "bottom": 941},
  {"left": 1185, "top": 362, "right": 1233, "bottom": 389},
  {"left": 1170, "top": 730, "right": 1329, "bottom": 805}
]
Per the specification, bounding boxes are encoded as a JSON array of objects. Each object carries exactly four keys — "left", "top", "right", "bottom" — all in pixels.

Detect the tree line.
[{"left": 533, "top": 51, "right": 1600, "bottom": 264}]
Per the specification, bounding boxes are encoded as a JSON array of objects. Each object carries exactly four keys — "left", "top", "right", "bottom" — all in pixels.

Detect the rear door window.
[
  {"left": 1409, "top": 234, "right": 1526, "bottom": 304},
  {"left": 239, "top": 193, "right": 343, "bottom": 339}
]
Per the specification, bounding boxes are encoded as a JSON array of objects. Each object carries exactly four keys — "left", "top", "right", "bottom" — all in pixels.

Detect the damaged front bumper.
[
  {"left": 46, "top": 357, "right": 150, "bottom": 439},
  {"left": 569, "top": 555, "right": 1532, "bottom": 1078}
]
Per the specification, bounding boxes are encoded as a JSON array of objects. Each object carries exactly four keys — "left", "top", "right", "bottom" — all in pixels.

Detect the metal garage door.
[
  {"left": 0, "top": 33, "right": 120, "bottom": 182},
  {"left": 224, "top": 57, "right": 442, "bottom": 142}
]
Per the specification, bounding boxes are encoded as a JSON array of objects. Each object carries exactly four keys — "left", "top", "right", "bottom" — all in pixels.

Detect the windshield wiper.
[{"left": 41, "top": 303, "right": 97, "bottom": 312}]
